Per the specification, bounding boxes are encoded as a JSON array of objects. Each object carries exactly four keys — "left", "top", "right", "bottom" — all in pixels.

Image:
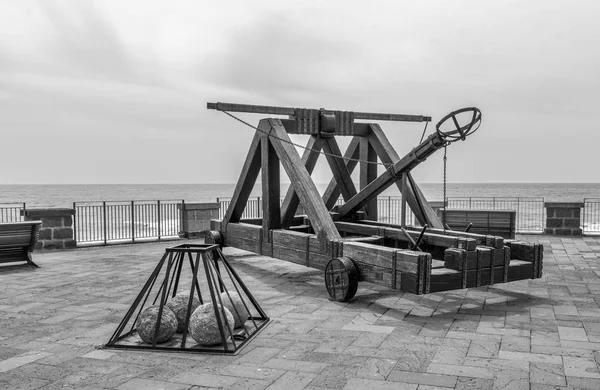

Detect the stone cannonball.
[
  {"left": 188, "top": 303, "right": 234, "bottom": 346},
  {"left": 220, "top": 291, "right": 249, "bottom": 328},
  {"left": 135, "top": 305, "right": 178, "bottom": 344},
  {"left": 165, "top": 293, "right": 201, "bottom": 333}
]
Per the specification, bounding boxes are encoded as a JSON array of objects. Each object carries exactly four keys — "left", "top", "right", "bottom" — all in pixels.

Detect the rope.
[
  {"left": 218, "top": 109, "right": 392, "bottom": 168},
  {"left": 419, "top": 121, "right": 429, "bottom": 144}
]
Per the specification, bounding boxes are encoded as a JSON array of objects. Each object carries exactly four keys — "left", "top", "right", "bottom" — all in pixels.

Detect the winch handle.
[{"left": 436, "top": 107, "right": 482, "bottom": 143}]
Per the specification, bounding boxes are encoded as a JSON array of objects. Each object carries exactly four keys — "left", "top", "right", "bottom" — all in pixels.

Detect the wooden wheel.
[
  {"left": 204, "top": 230, "right": 222, "bottom": 247},
  {"left": 325, "top": 257, "right": 358, "bottom": 302},
  {"left": 204, "top": 230, "right": 222, "bottom": 261}
]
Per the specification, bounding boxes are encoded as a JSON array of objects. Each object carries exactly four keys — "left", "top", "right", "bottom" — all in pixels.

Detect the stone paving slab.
[{"left": 1, "top": 235, "right": 600, "bottom": 389}]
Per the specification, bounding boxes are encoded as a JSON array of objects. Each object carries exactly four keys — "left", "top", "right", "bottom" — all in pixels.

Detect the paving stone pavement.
[{"left": 2, "top": 235, "right": 600, "bottom": 389}]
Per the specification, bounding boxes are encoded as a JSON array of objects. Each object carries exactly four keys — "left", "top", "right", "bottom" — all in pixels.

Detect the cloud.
[{"left": 36, "top": 0, "right": 136, "bottom": 82}]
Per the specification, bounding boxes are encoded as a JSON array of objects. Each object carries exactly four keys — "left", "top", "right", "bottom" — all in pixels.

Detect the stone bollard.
[
  {"left": 544, "top": 202, "right": 583, "bottom": 236},
  {"left": 23, "top": 208, "right": 77, "bottom": 250},
  {"left": 178, "top": 203, "right": 220, "bottom": 239}
]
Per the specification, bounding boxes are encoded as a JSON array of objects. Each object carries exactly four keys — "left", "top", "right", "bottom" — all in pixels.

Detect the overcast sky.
[{"left": 1, "top": 0, "right": 598, "bottom": 185}]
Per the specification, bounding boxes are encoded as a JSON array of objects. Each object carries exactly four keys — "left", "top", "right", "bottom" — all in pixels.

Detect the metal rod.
[
  {"left": 413, "top": 224, "right": 428, "bottom": 250},
  {"left": 180, "top": 251, "right": 202, "bottom": 348},
  {"left": 103, "top": 201, "right": 107, "bottom": 245},
  {"left": 157, "top": 200, "right": 162, "bottom": 240},
  {"left": 203, "top": 251, "right": 233, "bottom": 352},
  {"left": 152, "top": 252, "right": 174, "bottom": 347},
  {"left": 401, "top": 173, "right": 407, "bottom": 228},
  {"left": 131, "top": 201, "right": 135, "bottom": 242}
]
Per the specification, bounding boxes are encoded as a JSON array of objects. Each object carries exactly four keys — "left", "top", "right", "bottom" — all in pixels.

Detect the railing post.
[
  {"left": 103, "top": 201, "right": 107, "bottom": 245},
  {"left": 180, "top": 200, "right": 185, "bottom": 235},
  {"left": 257, "top": 196, "right": 261, "bottom": 219},
  {"left": 157, "top": 200, "right": 162, "bottom": 240},
  {"left": 73, "top": 202, "right": 77, "bottom": 243},
  {"left": 131, "top": 201, "right": 135, "bottom": 242}
]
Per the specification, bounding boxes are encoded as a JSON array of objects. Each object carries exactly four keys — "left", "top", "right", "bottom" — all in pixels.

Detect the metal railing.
[
  {"left": 583, "top": 198, "right": 600, "bottom": 235},
  {"left": 446, "top": 197, "right": 545, "bottom": 233},
  {"left": 0, "top": 203, "right": 26, "bottom": 222},
  {"left": 217, "top": 197, "right": 263, "bottom": 220},
  {"left": 73, "top": 200, "right": 183, "bottom": 245},
  {"left": 216, "top": 196, "right": 417, "bottom": 225},
  {"left": 216, "top": 196, "right": 543, "bottom": 233}
]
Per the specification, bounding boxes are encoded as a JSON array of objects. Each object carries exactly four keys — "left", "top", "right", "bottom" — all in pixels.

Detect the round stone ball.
[
  {"left": 165, "top": 293, "right": 201, "bottom": 332},
  {"left": 188, "top": 303, "right": 234, "bottom": 346},
  {"left": 220, "top": 291, "right": 249, "bottom": 328},
  {"left": 135, "top": 305, "right": 178, "bottom": 344}
]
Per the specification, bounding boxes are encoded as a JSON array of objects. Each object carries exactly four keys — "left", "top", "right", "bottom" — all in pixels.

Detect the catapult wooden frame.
[{"left": 206, "top": 102, "right": 543, "bottom": 301}]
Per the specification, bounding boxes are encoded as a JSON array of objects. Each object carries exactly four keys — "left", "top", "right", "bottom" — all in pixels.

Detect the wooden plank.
[
  {"left": 359, "top": 137, "right": 378, "bottom": 220},
  {"left": 207, "top": 102, "right": 431, "bottom": 123},
  {"left": 224, "top": 131, "right": 262, "bottom": 224},
  {"left": 360, "top": 220, "right": 505, "bottom": 249},
  {"left": 507, "top": 241, "right": 541, "bottom": 262},
  {"left": 507, "top": 260, "right": 535, "bottom": 281},
  {"left": 335, "top": 221, "right": 385, "bottom": 237},
  {"left": 428, "top": 268, "right": 462, "bottom": 293},
  {"left": 280, "top": 135, "right": 324, "bottom": 228},
  {"left": 271, "top": 229, "right": 311, "bottom": 251},
  {"left": 272, "top": 245, "right": 308, "bottom": 267},
  {"left": 226, "top": 223, "right": 262, "bottom": 241},
  {"left": 322, "top": 137, "right": 361, "bottom": 210},
  {"left": 288, "top": 225, "right": 313, "bottom": 234},
  {"left": 343, "top": 241, "right": 402, "bottom": 271},
  {"left": 444, "top": 248, "right": 468, "bottom": 271},
  {"left": 308, "top": 252, "right": 330, "bottom": 270},
  {"left": 335, "top": 221, "right": 477, "bottom": 251},
  {"left": 353, "top": 261, "right": 396, "bottom": 289},
  {"left": 322, "top": 137, "right": 358, "bottom": 202},
  {"left": 222, "top": 233, "right": 262, "bottom": 254},
  {"left": 265, "top": 119, "right": 341, "bottom": 248},
  {"left": 342, "top": 235, "right": 383, "bottom": 245},
  {"left": 261, "top": 134, "right": 281, "bottom": 239}
]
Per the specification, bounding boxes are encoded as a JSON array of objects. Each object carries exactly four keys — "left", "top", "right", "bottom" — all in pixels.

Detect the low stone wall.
[
  {"left": 545, "top": 202, "right": 583, "bottom": 236},
  {"left": 178, "top": 203, "right": 220, "bottom": 239},
  {"left": 23, "top": 208, "right": 76, "bottom": 250}
]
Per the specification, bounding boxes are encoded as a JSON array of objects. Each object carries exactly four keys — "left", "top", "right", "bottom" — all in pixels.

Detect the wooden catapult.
[{"left": 206, "top": 102, "right": 543, "bottom": 301}]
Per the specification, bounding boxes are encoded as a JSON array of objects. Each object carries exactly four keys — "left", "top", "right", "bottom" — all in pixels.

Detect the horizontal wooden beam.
[{"left": 208, "top": 102, "right": 431, "bottom": 122}]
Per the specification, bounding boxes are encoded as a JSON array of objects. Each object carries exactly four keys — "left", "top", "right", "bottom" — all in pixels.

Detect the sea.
[{"left": 1, "top": 182, "right": 600, "bottom": 208}]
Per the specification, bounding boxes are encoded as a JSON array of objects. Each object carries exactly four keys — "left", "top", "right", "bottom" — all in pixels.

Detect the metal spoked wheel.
[
  {"left": 436, "top": 107, "right": 482, "bottom": 143},
  {"left": 325, "top": 257, "right": 359, "bottom": 302}
]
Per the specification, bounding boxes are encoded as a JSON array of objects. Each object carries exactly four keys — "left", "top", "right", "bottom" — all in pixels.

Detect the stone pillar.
[
  {"left": 23, "top": 208, "right": 76, "bottom": 250},
  {"left": 178, "top": 203, "right": 220, "bottom": 239},
  {"left": 544, "top": 202, "right": 583, "bottom": 236}
]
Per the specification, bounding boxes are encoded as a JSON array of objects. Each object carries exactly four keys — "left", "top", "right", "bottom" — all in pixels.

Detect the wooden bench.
[
  {"left": 0, "top": 221, "right": 42, "bottom": 267},
  {"left": 438, "top": 209, "right": 516, "bottom": 239}
]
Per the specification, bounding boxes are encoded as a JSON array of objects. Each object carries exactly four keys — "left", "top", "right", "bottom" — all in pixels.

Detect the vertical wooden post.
[
  {"left": 261, "top": 134, "right": 280, "bottom": 241},
  {"left": 359, "top": 137, "right": 378, "bottom": 220}
]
